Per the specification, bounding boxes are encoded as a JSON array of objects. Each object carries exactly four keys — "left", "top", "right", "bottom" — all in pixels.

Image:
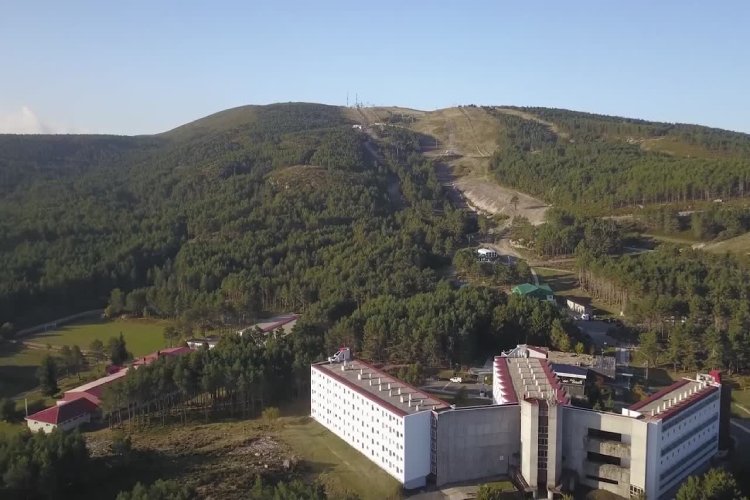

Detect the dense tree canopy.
[
  {"left": 0, "top": 430, "right": 89, "bottom": 499},
  {"left": 485, "top": 107, "right": 750, "bottom": 212}
]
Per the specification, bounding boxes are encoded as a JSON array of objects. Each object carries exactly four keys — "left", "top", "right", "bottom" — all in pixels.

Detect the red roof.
[
  {"left": 659, "top": 385, "right": 718, "bottom": 422},
  {"left": 494, "top": 356, "right": 519, "bottom": 404},
  {"left": 64, "top": 368, "right": 130, "bottom": 405},
  {"left": 628, "top": 379, "right": 691, "bottom": 411},
  {"left": 132, "top": 346, "right": 192, "bottom": 367},
  {"left": 26, "top": 396, "right": 98, "bottom": 425}
]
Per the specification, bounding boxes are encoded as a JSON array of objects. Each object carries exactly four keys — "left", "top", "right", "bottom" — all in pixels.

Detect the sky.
[{"left": 1, "top": 1, "right": 749, "bottom": 135}]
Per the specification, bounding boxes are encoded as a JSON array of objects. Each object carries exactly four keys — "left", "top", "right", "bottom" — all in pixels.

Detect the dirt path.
[{"left": 454, "top": 176, "right": 549, "bottom": 224}]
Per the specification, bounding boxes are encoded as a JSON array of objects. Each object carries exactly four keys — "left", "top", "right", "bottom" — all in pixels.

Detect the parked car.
[
  {"left": 581, "top": 313, "right": 591, "bottom": 321},
  {"left": 450, "top": 376, "right": 463, "bottom": 383}
]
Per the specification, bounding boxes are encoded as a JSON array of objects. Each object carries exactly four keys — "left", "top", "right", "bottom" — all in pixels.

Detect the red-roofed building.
[
  {"left": 62, "top": 367, "right": 130, "bottom": 406},
  {"left": 26, "top": 396, "right": 99, "bottom": 433},
  {"left": 131, "top": 346, "right": 192, "bottom": 368}
]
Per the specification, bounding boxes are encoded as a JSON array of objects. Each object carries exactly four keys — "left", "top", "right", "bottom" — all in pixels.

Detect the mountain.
[
  {"left": 0, "top": 103, "right": 464, "bottom": 329},
  {"left": 2, "top": 102, "right": 750, "bottom": 330}
]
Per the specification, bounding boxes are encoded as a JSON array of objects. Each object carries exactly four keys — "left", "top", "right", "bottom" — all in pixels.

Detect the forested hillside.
[
  {"left": 0, "top": 104, "right": 454, "bottom": 330},
  {"left": 5, "top": 102, "right": 750, "bottom": 370},
  {"left": 485, "top": 106, "right": 750, "bottom": 211}
]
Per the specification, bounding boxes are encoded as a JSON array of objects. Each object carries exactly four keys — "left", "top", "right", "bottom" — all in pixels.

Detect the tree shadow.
[{"left": 0, "top": 365, "right": 39, "bottom": 399}]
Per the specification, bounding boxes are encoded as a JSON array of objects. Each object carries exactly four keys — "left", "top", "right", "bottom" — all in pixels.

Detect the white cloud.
[{"left": 0, "top": 106, "right": 88, "bottom": 134}]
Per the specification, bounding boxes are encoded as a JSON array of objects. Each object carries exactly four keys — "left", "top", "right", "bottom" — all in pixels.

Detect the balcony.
[
  {"left": 585, "top": 436, "right": 630, "bottom": 459},
  {"left": 584, "top": 462, "right": 630, "bottom": 484}
]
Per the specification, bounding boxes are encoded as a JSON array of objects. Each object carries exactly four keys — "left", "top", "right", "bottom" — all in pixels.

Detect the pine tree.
[
  {"left": 637, "top": 331, "right": 661, "bottom": 381},
  {"left": 37, "top": 355, "right": 59, "bottom": 396}
]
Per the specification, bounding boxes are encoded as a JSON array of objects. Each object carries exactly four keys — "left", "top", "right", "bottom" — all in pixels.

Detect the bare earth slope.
[{"left": 408, "top": 106, "right": 550, "bottom": 224}]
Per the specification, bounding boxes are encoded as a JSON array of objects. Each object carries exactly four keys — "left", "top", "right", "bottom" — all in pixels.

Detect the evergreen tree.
[
  {"left": 37, "top": 355, "right": 59, "bottom": 396},
  {"left": 89, "top": 339, "right": 105, "bottom": 362},
  {"left": 637, "top": 331, "right": 661, "bottom": 381},
  {"left": 108, "top": 333, "right": 130, "bottom": 365},
  {"left": 70, "top": 345, "right": 87, "bottom": 378}
]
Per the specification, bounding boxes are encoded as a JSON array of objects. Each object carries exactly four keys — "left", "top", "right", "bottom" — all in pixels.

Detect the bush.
[{"left": 262, "top": 407, "right": 280, "bottom": 424}]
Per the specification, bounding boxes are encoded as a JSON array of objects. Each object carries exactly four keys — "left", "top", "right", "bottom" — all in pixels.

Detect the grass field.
[
  {"left": 703, "top": 231, "right": 750, "bottom": 255},
  {"left": 82, "top": 399, "right": 403, "bottom": 500},
  {"left": 0, "top": 317, "right": 168, "bottom": 400},
  {"left": 0, "top": 421, "right": 23, "bottom": 438},
  {"left": 0, "top": 342, "right": 53, "bottom": 399},
  {"left": 31, "top": 317, "right": 168, "bottom": 357},
  {"left": 278, "top": 416, "right": 402, "bottom": 499}
]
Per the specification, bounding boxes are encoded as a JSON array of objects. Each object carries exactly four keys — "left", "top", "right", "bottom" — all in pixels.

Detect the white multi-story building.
[
  {"left": 624, "top": 373, "right": 722, "bottom": 499},
  {"left": 313, "top": 346, "right": 725, "bottom": 498},
  {"left": 493, "top": 346, "right": 723, "bottom": 499},
  {"left": 311, "top": 350, "right": 449, "bottom": 488}
]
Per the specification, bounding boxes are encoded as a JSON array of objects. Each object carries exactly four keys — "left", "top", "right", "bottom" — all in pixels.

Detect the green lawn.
[
  {"left": 0, "top": 343, "right": 50, "bottom": 399},
  {"left": 31, "top": 317, "right": 169, "bottom": 357},
  {"left": 277, "top": 416, "right": 402, "bottom": 500},
  {"left": 704, "top": 231, "right": 750, "bottom": 255},
  {"left": 0, "top": 421, "right": 24, "bottom": 438},
  {"left": 0, "top": 318, "right": 169, "bottom": 400}
]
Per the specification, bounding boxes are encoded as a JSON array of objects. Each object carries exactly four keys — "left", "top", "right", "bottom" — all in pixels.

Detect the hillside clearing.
[
  {"left": 83, "top": 406, "right": 402, "bottom": 500},
  {"left": 455, "top": 176, "right": 549, "bottom": 224},
  {"left": 702, "top": 231, "right": 750, "bottom": 255},
  {"left": 410, "top": 106, "right": 502, "bottom": 158}
]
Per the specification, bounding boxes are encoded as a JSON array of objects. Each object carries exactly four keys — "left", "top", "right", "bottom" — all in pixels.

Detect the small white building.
[
  {"left": 566, "top": 297, "right": 591, "bottom": 315},
  {"left": 311, "top": 350, "right": 450, "bottom": 488},
  {"left": 25, "top": 396, "right": 99, "bottom": 434},
  {"left": 476, "top": 248, "right": 498, "bottom": 262}
]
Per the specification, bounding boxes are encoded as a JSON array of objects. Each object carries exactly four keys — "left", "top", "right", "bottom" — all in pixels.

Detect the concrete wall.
[
  {"left": 520, "top": 401, "right": 539, "bottom": 488},
  {"left": 546, "top": 403, "right": 563, "bottom": 492},
  {"left": 403, "top": 411, "right": 432, "bottom": 488},
  {"left": 26, "top": 412, "right": 90, "bottom": 434},
  {"left": 561, "top": 406, "right": 648, "bottom": 498},
  {"left": 433, "top": 405, "right": 521, "bottom": 487}
]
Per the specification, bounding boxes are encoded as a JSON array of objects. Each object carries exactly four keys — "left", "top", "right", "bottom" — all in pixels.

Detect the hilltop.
[{"left": 2, "top": 101, "right": 750, "bottom": 328}]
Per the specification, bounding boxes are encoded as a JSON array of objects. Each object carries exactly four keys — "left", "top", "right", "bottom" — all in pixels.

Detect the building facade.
[
  {"left": 311, "top": 351, "right": 449, "bottom": 488},
  {"left": 312, "top": 346, "right": 724, "bottom": 498},
  {"left": 26, "top": 396, "right": 99, "bottom": 433}
]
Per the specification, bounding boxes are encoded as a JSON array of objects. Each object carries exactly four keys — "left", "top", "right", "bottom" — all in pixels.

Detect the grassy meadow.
[{"left": 0, "top": 317, "right": 168, "bottom": 400}]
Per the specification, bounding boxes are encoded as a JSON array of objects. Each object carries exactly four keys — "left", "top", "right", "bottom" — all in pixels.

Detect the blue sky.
[{"left": 1, "top": 1, "right": 748, "bottom": 135}]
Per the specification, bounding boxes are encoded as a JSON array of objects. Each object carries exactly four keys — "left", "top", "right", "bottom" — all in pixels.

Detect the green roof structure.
[{"left": 511, "top": 283, "right": 554, "bottom": 301}]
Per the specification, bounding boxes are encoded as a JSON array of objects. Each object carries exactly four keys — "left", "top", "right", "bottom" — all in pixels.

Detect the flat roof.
[
  {"left": 66, "top": 367, "right": 129, "bottom": 394},
  {"left": 551, "top": 363, "right": 589, "bottom": 379},
  {"left": 628, "top": 378, "right": 718, "bottom": 421},
  {"left": 239, "top": 313, "right": 299, "bottom": 335},
  {"left": 495, "top": 354, "right": 569, "bottom": 405},
  {"left": 312, "top": 359, "right": 450, "bottom": 416}
]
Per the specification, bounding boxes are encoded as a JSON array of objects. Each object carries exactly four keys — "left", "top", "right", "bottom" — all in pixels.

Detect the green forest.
[{"left": 485, "top": 106, "right": 750, "bottom": 212}]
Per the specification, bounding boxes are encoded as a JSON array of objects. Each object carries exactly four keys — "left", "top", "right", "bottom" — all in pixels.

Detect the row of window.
[
  {"left": 661, "top": 392, "right": 719, "bottom": 433},
  {"left": 659, "top": 437, "right": 717, "bottom": 484},
  {"left": 311, "top": 370, "right": 406, "bottom": 479},
  {"left": 661, "top": 415, "right": 718, "bottom": 456},
  {"left": 659, "top": 423, "right": 716, "bottom": 466}
]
